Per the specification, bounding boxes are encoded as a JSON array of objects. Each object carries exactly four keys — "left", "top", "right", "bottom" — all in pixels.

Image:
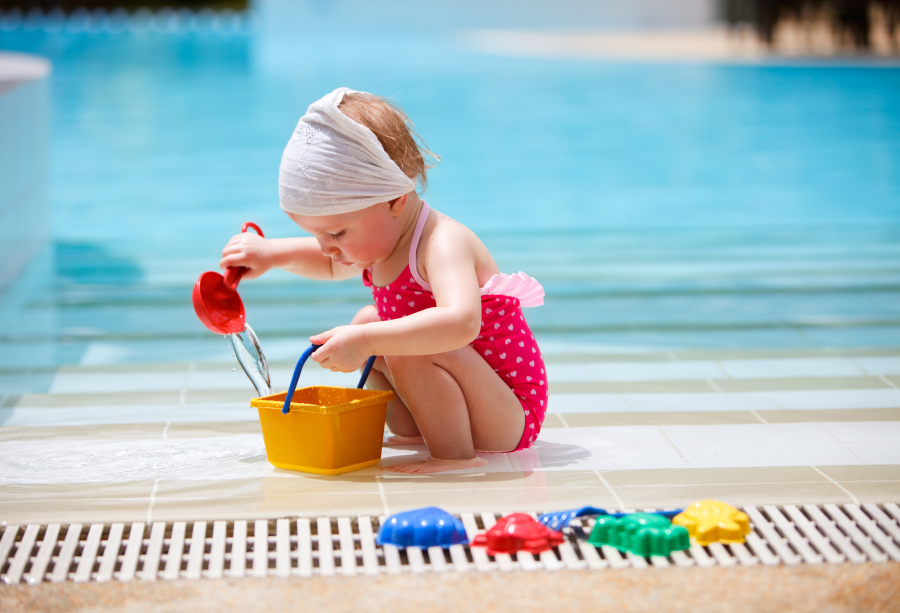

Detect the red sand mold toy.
[
  {"left": 192, "top": 222, "right": 264, "bottom": 335},
  {"left": 471, "top": 513, "right": 565, "bottom": 555}
]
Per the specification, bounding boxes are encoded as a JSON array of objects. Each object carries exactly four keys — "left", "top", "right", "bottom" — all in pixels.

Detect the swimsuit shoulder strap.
[{"left": 408, "top": 201, "right": 432, "bottom": 291}]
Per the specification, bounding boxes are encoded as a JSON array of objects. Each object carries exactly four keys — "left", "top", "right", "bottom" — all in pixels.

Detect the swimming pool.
[
  {"left": 1, "top": 3, "right": 900, "bottom": 535},
  {"left": 1, "top": 10, "right": 898, "bottom": 374}
]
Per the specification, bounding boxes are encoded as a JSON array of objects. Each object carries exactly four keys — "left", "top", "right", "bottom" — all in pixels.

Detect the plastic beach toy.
[
  {"left": 538, "top": 506, "right": 684, "bottom": 532},
  {"left": 250, "top": 344, "right": 391, "bottom": 476},
  {"left": 376, "top": 507, "right": 469, "bottom": 549},
  {"left": 471, "top": 513, "right": 565, "bottom": 555},
  {"left": 192, "top": 222, "right": 263, "bottom": 335},
  {"left": 672, "top": 500, "right": 751, "bottom": 545},
  {"left": 588, "top": 513, "right": 690, "bottom": 557}
]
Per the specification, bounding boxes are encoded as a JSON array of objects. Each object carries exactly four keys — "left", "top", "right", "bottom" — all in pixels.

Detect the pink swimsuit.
[{"left": 362, "top": 203, "right": 548, "bottom": 450}]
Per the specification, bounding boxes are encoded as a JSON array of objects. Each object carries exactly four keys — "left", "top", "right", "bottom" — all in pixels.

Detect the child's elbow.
[{"left": 458, "top": 312, "right": 482, "bottom": 344}]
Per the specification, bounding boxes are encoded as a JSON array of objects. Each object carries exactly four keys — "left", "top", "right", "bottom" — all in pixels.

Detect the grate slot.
[
  {"left": 316, "top": 517, "right": 335, "bottom": 577},
  {"left": 728, "top": 542, "right": 759, "bottom": 566},
  {"left": 823, "top": 504, "right": 888, "bottom": 562},
  {"left": 25, "top": 523, "right": 59, "bottom": 584},
  {"left": 843, "top": 504, "right": 900, "bottom": 562},
  {"left": 4, "top": 524, "right": 39, "bottom": 585},
  {"left": 0, "top": 525, "right": 18, "bottom": 577},
  {"left": 117, "top": 522, "right": 144, "bottom": 581},
  {"left": 763, "top": 506, "right": 822, "bottom": 565},
  {"left": 783, "top": 506, "right": 843, "bottom": 564},
  {"left": 74, "top": 524, "right": 103, "bottom": 583},
  {"left": 745, "top": 506, "right": 801, "bottom": 565},
  {"left": 96, "top": 523, "right": 124, "bottom": 582},
  {"left": 460, "top": 513, "right": 492, "bottom": 572},
  {"left": 863, "top": 504, "right": 900, "bottom": 544},
  {"left": 141, "top": 522, "right": 166, "bottom": 580},
  {"left": 802, "top": 505, "right": 866, "bottom": 563},
  {"left": 229, "top": 520, "right": 247, "bottom": 578}
]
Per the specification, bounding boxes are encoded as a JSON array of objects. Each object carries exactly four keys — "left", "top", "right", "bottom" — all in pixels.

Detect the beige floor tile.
[
  {"left": 886, "top": 375, "right": 900, "bottom": 387},
  {"left": 155, "top": 476, "right": 379, "bottom": 499},
  {"left": 0, "top": 423, "right": 168, "bottom": 442},
  {"left": 761, "top": 408, "right": 900, "bottom": 423},
  {"left": 600, "top": 466, "right": 828, "bottom": 487},
  {"left": 14, "top": 390, "right": 181, "bottom": 408},
  {"left": 57, "top": 362, "right": 185, "bottom": 374},
  {"left": 540, "top": 414, "right": 567, "bottom": 428},
  {"left": 544, "top": 352, "right": 674, "bottom": 364},
  {"left": 717, "top": 376, "right": 889, "bottom": 393},
  {"left": 553, "top": 380, "right": 715, "bottom": 394},
  {"left": 837, "top": 480, "right": 900, "bottom": 502},
  {"left": 149, "top": 492, "right": 387, "bottom": 522},
  {"left": 378, "top": 470, "right": 600, "bottom": 493},
  {"left": 166, "top": 421, "right": 261, "bottom": 438},
  {"left": 186, "top": 389, "right": 254, "bottom": 404},
  {"left": 815, "top": 465, "right": 900, "bottom": 481},
  {"left": 0, "top": 482, "right": 154, "bottom": 524},
  {"left": 614, "top": 482, "right": 852, "bottom": 508},
  {"left": 384, "top": 485, "right": 618, "bottom": 514},
  {"left": 0, "top": 502, "right": 153, "bottom": 525},
  {"left": 559, "top": 411, "right": 762, "bottom": 428}
]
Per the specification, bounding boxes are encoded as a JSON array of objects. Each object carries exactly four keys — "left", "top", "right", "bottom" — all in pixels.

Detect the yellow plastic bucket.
[{"left": 252, "top": 386, "right": 394, "bottom": 476}]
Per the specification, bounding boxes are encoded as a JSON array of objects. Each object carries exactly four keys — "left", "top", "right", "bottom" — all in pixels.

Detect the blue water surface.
[{"left": 1, "top": 11, "right": 899, "bottom": 371}]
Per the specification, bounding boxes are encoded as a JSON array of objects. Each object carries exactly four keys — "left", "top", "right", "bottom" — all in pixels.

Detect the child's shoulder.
[{"left": 426, "top": 208, "right": 484, "bottom": 251}]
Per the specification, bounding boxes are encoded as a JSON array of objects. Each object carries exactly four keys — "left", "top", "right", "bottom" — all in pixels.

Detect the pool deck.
[{"left": 2, "top": 348, "right": 899, "bottom": 525}]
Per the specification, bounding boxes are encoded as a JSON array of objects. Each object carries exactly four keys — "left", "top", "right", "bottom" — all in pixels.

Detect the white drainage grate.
[{"left": 2, "top": 503, "right": 899, "bottom": 584}]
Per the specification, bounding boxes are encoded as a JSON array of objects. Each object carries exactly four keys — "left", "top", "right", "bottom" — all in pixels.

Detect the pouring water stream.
[{"left": 227, "top": 323, "right": 273, "bottom": 397}]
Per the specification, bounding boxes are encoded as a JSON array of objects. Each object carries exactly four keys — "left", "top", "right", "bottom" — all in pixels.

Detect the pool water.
[{"left": 0, "top": 10, "right": 899, "bottom": 373}]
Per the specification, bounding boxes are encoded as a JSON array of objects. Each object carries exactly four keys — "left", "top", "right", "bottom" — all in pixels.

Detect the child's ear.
[{"left": 388, "top": 193, "right": 409, "bottom": 217}]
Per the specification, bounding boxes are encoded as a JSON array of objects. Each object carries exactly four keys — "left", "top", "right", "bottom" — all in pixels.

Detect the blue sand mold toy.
[
  {"left": 376, "top": 507, "right": 469, "bottom": 549},
  {"left": 539, "top": 506, "right": 684, "bottom": 532}
]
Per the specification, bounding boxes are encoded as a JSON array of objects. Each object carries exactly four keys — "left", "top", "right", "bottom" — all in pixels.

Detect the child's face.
[{"left": 289, "top": 200, "right": 404, "bottom": 269}]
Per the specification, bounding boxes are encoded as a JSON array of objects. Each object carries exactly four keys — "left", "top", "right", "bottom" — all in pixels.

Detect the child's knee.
[{"left": 351, "top": 304, "right": 382, "bottom": 325}]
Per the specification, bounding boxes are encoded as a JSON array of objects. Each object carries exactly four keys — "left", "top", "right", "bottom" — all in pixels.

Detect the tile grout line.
[
  {"left": 749, "top": 410, "right": 769, "bottom": 424},
  {"left": 375, "top": 476, "right": 390, "bottom": 517},
  {"left": 809, "top": 465, "right": 860, "bottom": 505},
  {"left": 878, "top": 374, "right": 897, "bottom": 389},
  {"left": 146, "top": 478, "right": 160, "bottom": 524},
  {"left": 592, "top": 470, "right": 625, "bottom": 511},
  {"left": 655, "top": 425, "right": 693, "bottom": 468},
  {"left": 706, "top": 378, "right": 724, "bottom": 393},
  {"left": 146, "top": 420, "right": 172, "bottom": 523},
  {"left": 556, "top": 414, "right": 571, "bottom": 428},
  {"left": 815, "top": 422, "right": 867, "bottom": 464}
]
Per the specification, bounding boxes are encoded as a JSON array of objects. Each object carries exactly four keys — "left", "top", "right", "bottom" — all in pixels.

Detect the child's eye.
[{"left": 330, "top": 231, "right": 345, "bottom": 239}]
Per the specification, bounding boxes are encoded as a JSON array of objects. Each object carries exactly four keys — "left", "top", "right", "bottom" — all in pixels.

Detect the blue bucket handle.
[{"left": 282, "top": 344, "right": 377, "bottom": 414}]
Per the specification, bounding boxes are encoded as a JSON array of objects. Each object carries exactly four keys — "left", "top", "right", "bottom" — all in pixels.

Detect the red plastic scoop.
[{"left": 192, "top": 222, "right": 264, "bottom": 335}]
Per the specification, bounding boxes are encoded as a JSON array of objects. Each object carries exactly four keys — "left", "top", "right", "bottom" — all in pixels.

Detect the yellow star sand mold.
[{"left": 672, "top": 500, "right": 751, "bottom": 545}]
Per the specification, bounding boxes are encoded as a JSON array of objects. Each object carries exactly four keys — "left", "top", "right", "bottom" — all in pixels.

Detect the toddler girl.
[{"left": 220, "top": 88, "right": 548, "bottom": 474}]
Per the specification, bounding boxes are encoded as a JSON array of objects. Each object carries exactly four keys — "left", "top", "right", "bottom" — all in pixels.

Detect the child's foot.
[
  {"left": 382, "top": 456, "right": 488, "bottom": 474},
  {"left": 383, "top": 434, "right": 426, "bottom": 446}
]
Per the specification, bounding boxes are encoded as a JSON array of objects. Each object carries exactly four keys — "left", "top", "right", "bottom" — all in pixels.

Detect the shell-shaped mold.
[{"left": 376, "top": 506, "right": 469, "bottom": 549}]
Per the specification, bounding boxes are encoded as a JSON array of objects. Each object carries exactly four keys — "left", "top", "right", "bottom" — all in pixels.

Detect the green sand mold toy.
[{"left": 587, "top": 513, "right": 690, "bottom": 557}]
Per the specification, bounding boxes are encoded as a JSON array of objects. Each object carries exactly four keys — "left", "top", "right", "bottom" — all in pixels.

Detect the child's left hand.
[{"left": 309, "top": 326, "right": 372, "bottom": 373}]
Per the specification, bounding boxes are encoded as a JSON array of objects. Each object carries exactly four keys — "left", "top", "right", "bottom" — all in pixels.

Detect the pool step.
[{"left": 2, "top": 503, "right": 899, "bottom": 584}]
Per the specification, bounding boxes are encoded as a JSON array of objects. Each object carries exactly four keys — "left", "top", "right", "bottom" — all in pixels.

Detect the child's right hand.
[{"left": 219, "top": 232, "right": 275, "bottom": 280}]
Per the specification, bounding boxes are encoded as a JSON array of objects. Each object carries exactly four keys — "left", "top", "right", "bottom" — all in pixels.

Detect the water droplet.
[{"left": 232, "top": 368, "right": 236, "bottom": 372}]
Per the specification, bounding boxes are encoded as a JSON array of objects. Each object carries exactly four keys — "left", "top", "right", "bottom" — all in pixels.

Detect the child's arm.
[
  {"left": 310, "top": 223, "right": 484, "bottom": 370},
  {"left": 219, "top": 233, "right": 359, "bottom": 281}
]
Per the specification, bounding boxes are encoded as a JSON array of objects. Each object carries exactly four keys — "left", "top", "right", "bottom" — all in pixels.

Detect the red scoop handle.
[{"left": 224, "top": 222, "right": 265, "bottom": 290}]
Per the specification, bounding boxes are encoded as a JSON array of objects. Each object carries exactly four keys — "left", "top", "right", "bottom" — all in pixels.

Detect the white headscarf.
[{"left": 278, "top": 88, "right": 416, "bottom": 217}]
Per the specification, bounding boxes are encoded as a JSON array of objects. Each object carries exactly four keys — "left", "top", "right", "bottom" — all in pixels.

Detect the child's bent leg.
[
  {"left": 381, "top": 345, "right": 526, "bottom": 475},
  {"left": 350, "top": 305, "right": 423, "bottom": 445}
]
